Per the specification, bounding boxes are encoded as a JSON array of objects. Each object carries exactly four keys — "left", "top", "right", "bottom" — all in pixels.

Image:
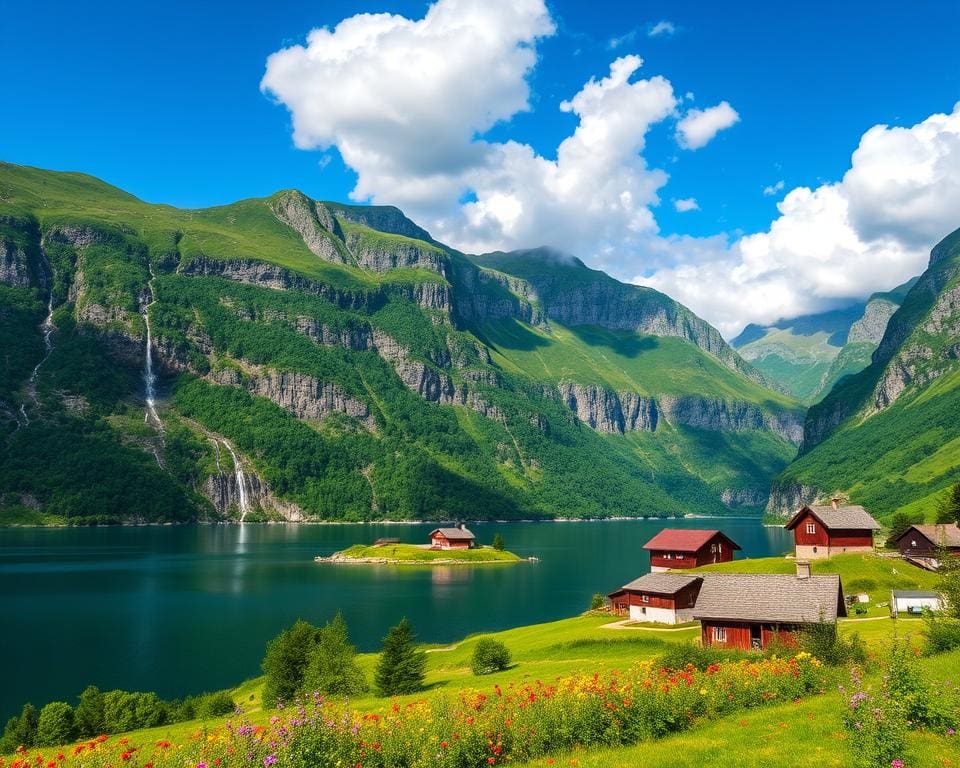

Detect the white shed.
[{"left": 890, "top": 589, "right": 943, "bottom": 618}]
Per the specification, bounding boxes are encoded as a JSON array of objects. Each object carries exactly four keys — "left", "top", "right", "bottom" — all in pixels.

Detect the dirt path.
[{"left": 600, "top": 619, "right": 699, "bottom": 632}]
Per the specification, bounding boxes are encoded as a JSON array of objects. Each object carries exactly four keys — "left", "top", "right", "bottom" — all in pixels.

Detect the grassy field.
[{"left": 330, "top": 543, "right": 524, "bottom": 563}]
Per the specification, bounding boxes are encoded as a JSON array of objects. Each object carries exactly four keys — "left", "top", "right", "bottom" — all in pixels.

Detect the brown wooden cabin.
[
  {"left": 608, "top": 573, "right": 703, "bottom": 624},
  {"left": 694, "top": 562, "right": 847, "bottom": 650},
  {"left": 642, "top": 529, "right": 740, "bottom": 572},
  {"left": 891, "top": 524, "right": 960, "bottom": 568},
  {"left": 428, "top": 525, "right": 476, "bottom": 550},
  {"left": 784, "top": 500, "right": 880, "bottom": 559}
]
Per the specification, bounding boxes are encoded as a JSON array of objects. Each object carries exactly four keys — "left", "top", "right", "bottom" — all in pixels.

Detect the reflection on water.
[{"left": 0, "top": 519, "right": 792, "bottom": 720}]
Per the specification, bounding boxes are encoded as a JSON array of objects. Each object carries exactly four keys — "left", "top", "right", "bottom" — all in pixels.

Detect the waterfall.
[
  {"left": 222, "top": 440, "right": 250, "bottom": 522},
  {"left": 21, "top": 275, "right": 57, "bottom": 424},
  {"left": 143, "top": 268, "right": 162, "bottom": 429}
]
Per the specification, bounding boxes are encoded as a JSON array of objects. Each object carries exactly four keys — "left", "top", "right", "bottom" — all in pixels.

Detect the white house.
[
  {"left": 608, "top": 573, "right": 703, "bottom": 624},
  {"left": 890, "top": 589, "right": 943, "bottom": 618}
]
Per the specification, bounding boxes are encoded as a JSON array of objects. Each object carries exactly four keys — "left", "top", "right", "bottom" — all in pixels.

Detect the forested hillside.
[
  {"left": 0, "top": 162, "right": 802, "bottom": 523},
  {"left": 769, "top": 227, "right": 960, "bottom": 521}
]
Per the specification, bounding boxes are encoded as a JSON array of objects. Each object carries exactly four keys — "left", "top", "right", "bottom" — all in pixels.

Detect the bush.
[
  {"left": 196, "top": 691, "right": 236, "bottom": 718},
  {"left": 658, "top": 642, "right": 743, "bottom": 672},
  {"left": 492, "top": 533, "right": 505, "bottom": 551},
  {"left": 262, "top": 620, "right": 322, "bottom": 707},
  {"left": 797, "top": 622, "right": 867, "bottom": 666},
  {"left": 471, "top": 639, "right": 512, "bottom": 675},
  {"left": 375, "top": 618, "right": 426, "bottom": 696},
  {"left": 924, "top": 615, "right": 960, "bottom": 654},
  {"left": 101, "top": 690, "right": 167, "bottom": 733},
  {"left": 35, "top": 702, "right": 76, "bottom": 746},
  {"left": 589, "top": 593, "right": 606, "bottom": 611}
]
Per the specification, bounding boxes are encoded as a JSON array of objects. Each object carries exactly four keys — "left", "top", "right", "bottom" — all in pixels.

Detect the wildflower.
[
  {"left": 891, "top": 761, "right": 904, "bottom": 768},
  {"left": 263, "top": 755, "right": 277, "bottom": 767},
  {"left": 948, "top": 728, "right": 956, "bottom": 736}
]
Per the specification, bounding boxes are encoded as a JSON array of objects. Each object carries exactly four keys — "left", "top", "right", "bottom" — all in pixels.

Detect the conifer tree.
[
  {"left": 374, "top": 618, "right": 426, "bottom": 696},
  {"left": 492, "top": 532, "right": 505, "bottom": 551},
  {"left": 303, "top": 613, "right": 367, "bottom": 696}
]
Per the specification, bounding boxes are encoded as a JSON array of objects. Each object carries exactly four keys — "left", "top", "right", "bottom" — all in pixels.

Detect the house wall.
[
  {"left": 430, "top": 535, "right": 471, "bottom": 550},
  {"left": 792, "top": 512, "right": 830, "bottom": 546},
  {"left": 695, "top": 536, "right": 735, "bottom": 566},
  {"left": 897, "top": 535, "right": 937, "bottom": 558},
  {"left": 701, "top": 621, "right": 800, "bottom": 650},
  {"left": 649, "top": 539, "right": 735, "bottom": 570},
  {"left": 892, "top": 597, "right": 942, "bottom": 617},
  {"left": 827, "top": 529, "right": 875, "bottom": 548}
]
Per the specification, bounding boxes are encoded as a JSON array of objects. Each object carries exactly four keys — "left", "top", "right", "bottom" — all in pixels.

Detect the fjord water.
[{"left": 0, "top": 520, "right": 792, "bottom": 720}]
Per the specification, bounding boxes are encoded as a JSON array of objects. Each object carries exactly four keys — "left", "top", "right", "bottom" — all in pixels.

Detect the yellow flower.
[{"left": 699, "top": 689, "right": 708, "bottom": 695}]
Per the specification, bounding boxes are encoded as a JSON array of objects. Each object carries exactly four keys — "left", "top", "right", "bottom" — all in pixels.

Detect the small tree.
[
  {"left": 885, "top": 512, "right": 914, "bottom": 548},
  {"left": 471, "top": 639, "right": 511, "bottom": 675},
  {"left": 35, "top": 702, "right": 76, "bottom": 746},
  {"left": 938, "top": 482, "right": 960, "bottom": 525},
  {"left": 492, "top": 533, "right": 505, "bottom": 551},
  {"left": 302, "top": 612, "right": 367, "bottom": 696},
  {"left": 0, "top": 703, "right": 38, "bottom": 752},
  {"left": 261, "top": 620, "right": 322, "bottom": 707},
  {"left": 589, "top": 593, "right": 607, "bottom": 611},
  {"left": 375, "top": 618, "right": 426, "bottom": 696},
  {"left": 75, "top": 685, "right": 105, "bottom": 738}
]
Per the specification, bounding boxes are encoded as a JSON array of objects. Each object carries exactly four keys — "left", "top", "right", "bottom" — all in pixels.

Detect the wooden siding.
[
  {"left": 430, "top": 533, "right": 471, "bottom": 550},
  {"left": 610, "top": 581, "right": 701, "bottom": 616},
  {"left": 648, "top": 534, "right": 735, "bottom": 570},
  {"left": 701, "top": 620, "right": 800, "bottom": 650},
  {"left": 792, "top": 511, "right": 874, "bottom": 549}
]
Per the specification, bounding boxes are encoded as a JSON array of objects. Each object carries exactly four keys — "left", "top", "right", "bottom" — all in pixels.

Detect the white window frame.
[
  {"left": 805, "top": 523, "right": 816, "bottom": 535},
  {"left": 664, "top": 553, "right": 672, "bottom": 560},
  {"left": 713, "top": 626, "right": 727, "bottom": 642},
  {"left": 642, "top": 594, "right": 650, "bottom": 603}
]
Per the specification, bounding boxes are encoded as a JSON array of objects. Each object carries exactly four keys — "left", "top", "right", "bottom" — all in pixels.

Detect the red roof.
[{"left": 642, "top": 529, "right": 740, "bottom": 553}]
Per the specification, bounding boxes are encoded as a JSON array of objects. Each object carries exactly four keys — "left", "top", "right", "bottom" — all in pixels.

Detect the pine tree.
[
  {"left": 885, "top": 512, "right": 914, "bottom": 547},
  {"left": 945, "top": 483, "right": 960, "bottom": 525},
  {"left": 492, "top": 532, "right": 505, "bottom": 551},
  {"left": 374, "top": 618, "right": 426, "bottom": 696},
  {"left": 261, "top": 620, "right": 322, "bottom": 706},
  {"left": 302, "top": 613, "right": 367, "bottom": 696}
]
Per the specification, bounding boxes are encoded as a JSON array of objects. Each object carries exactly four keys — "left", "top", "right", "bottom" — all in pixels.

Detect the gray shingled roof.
[
  {"left": 692, "top": 573, "right": 845, "bottom": 623},
  {"left": 899, "top": 524, "right": 960, "bottom": 547},
  {"left": 430, "top": 527, "right": 475, "bottom": 540},
  {"left": 786, "top": 505, "right": 881, "bottom": 531},
  {"left": 616, "top": 573, "right": 701, "bottom": 595}
]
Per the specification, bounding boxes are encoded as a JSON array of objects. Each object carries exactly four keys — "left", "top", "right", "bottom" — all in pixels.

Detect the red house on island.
[
  {"left": 694, "top": 562, "right": 847, "bottom": 650},
  {"left": 643, "top": 529, "right": 740, "bottom": 572},
  {"left": 784, "top": 499, "right": 880, "bottom": 559},
  {"left": 428, "top": 525, "right": 476, "bottom": 550}
]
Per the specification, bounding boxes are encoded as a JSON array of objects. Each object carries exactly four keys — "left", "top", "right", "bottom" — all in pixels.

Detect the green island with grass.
[
  {"left": 318, "top": 542, "right": 525, "bottom": 564},
  {"left": 4, "top": 551, "right": 959, "bottom": 768}
]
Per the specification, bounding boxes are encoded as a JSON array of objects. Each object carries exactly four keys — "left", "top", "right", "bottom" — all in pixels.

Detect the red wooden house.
[
  {"left": 642, "top": 529, "right": 740, "bottom": 572},
  {"left": 608, "top": 573, "right": 703, "bottom": 624},
  {"left": 428, "top": 525, "right": 476, "bottom": 550},
  {"left": 784, "top": 499, "right": 880, "bottom": 559},
  {"left": 694, "top": 562, "right": 847, "bottom": 650},
  {"left": 891, "top": 523, "right": 960, "bottom": 569}
]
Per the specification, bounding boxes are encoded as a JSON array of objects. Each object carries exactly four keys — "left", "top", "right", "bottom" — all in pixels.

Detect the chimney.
[
  {"left": 796, "top": 560, "right": 811, "bottom": 580},
  {"left": 831, "top": 497, "right": 840, "bottom": 510}
]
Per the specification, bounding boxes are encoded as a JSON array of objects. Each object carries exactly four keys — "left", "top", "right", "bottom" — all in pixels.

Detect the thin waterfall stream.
[
  {"left": 142, "top": 266, "right": 162, "bottom": 430},
  {"left": 221, "top": 440, "right": 250, "bottom": 522},
  {"left": 20, "top": 268, "right": 56, "bottom": 424}
]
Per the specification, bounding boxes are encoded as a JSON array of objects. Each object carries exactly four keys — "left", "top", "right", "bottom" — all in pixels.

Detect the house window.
[
  {"left": 806, "top": 523, "right": 816, "bottom": 535},
  {"left": 664, "top": 553, "right": 672, "bottom": 560},
  {"left": 676, "top": 553, "right": 684, "bottom": 559},
  {"left": 713, "top": 626, "right": 727, "bottom": 642},
  {"left": 911, "top": 539, "right": 917, "bottom": 547},
  {"left": 642, "top": 595, "right": 649, "bottom": 603},
  {"left": 711, "top": 543, "right": 717, "bottom": 553}
]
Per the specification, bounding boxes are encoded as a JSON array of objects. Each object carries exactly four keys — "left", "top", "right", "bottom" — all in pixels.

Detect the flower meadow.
[{"left": 1, "top": 654, "right": 827, "bottom": 768}]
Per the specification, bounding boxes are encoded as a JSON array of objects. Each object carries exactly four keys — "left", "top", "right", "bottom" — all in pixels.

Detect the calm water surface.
[{"left": 0, "top": 519, "right": 792, "bottom": 720}]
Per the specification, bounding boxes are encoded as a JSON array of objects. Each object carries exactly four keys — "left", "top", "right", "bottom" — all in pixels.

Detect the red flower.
[
  {"left": 487, "top": 759, "right": 496, "bottom": 765},
  {"left": 440, "top": 741, "right": 449, "bottom": 750},
  {"left": 120, "top": 751, "right": 133, "bottom": 761}
]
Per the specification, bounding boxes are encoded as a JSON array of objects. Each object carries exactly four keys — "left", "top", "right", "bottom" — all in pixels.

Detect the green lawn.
[{"left": 332, "top": 543, "right": 523, "bottom": 562}]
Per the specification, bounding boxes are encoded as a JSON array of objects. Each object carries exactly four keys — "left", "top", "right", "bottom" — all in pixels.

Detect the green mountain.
[
  {"left": 731, "top": 278, "right": 917, "bottom": 405},
  {"left": 0, "top": 162, "right": 802, "bottom": 524},
  {"left": 769, "top": 227, "right": 960, "bottom": 522}
]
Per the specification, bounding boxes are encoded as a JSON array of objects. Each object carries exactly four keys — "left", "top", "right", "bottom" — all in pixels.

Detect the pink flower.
[{"left": 891, "top": 760, "right": 904, "bottom": 768}]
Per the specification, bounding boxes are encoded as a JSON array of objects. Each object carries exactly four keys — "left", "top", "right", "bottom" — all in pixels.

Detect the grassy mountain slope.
[
  {"left": 732, "top": 279, "right": 916, "bottom": 404},
  {"left": 0, "top": 162, "right": 800, "bottom": 522},
  {"left": 769, "top": 228, "right": 960, "bottom": 521}
]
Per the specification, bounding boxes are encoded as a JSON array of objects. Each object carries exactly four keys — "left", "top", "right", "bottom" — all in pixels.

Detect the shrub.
[
  {"left": 101, "top": 690, "right": 167, "bottom": 733},
  {"left": 196, "top": 691, "right": 236, "bottom": 718},
  {"left": 797, "top": 622, "right": 867, "bottom": 666},
  {"left": 471, "top": 639, "right": 512, "bottom": 675},
  {"left": 302, "top": 613, "right": 367, "bottom": 696},
  {"left": 262, "top": 620, "right": 322, "bottom": 706},
  {"left": 924, "top": 615, "right": 960, "bottom": 654},
  {"left": 841, "top": 664, "right": 908, "bottom": 768},
  {"left": 35, "top": 701, "right": 76, "bottom": 746},
  {"left": 589, "top": 593, "right": 606, "bottom": 611},
  {"left": 492, "top": 533, "right": 505, "bottom": 551},
  {"left": 658, "top": 642, "right": 743, "bottom": 671},
  {"left": 375, "top": 618, "right": 426, "bottom": 696}
]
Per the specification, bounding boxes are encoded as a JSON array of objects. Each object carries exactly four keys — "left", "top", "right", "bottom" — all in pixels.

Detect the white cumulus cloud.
[
  {"left": 676, "top": 101, "right": 740, "bottom": 149},
  {"left": 639, "top": 105, "right": 960, "bottom": 337},
  {"left": 674, "top": 197, "right": 699, "bottom": 212}
]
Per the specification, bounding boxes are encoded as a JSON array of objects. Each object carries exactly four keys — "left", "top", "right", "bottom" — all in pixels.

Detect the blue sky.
[{"left": 4, "top": 1, "right": 960, "bottom": 334}]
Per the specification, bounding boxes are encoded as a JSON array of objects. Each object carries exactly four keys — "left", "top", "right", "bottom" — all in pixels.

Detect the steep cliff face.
[
  {"left": 0, "top": 236, "right": 34, "bottom": 287},
  {"left": 771, "top": 226, "right": 960, "bottom": 520},
  {"left": 847, "top": 297, "right": 899, "bottom": 344}
]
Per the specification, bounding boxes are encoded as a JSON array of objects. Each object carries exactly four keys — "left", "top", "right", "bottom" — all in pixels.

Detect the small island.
[{"left": 316, "top": 525, "right": 528, "bottom": 564}]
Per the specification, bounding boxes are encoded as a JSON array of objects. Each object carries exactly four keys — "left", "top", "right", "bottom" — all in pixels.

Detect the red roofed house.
[
  {"left": 784, "top": 499, "right": 881, "bottom": 559},
  {"left": 608, "top": 573, "right": 703, "bottom": 624},
  {"left": 695, "top": 562, "right": 847, "bottom": 650},
  {"left": 643, "top": 529, "right": 740, "bottom": 572},
  {"left": 428, "top": 524, "right": 476, "bottom": 550}
]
